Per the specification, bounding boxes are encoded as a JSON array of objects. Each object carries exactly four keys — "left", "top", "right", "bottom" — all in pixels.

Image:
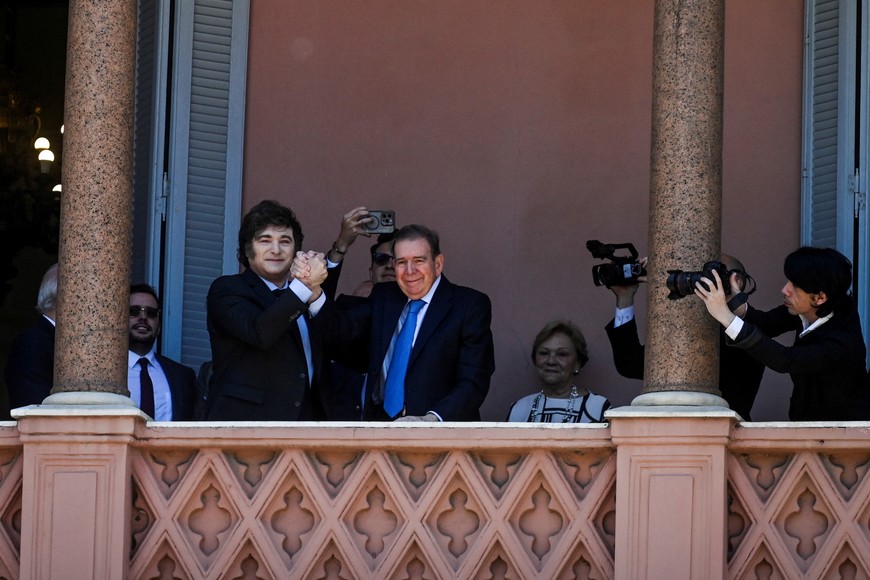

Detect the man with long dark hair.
[
  {"left": 697, "top": 246, "right": 870, "bottom": 421},
  {"left": 205, "top": 200, "right": 330, "bottom": 420}
]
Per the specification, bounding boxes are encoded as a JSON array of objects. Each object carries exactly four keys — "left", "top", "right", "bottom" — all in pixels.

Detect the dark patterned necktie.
[{"left": 138, "top": 357, "right": 155, "bottom": 417}]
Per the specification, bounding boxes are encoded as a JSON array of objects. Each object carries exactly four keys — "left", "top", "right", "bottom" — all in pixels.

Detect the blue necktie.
[{"left": 383, "top": 300, "right": 425, "bottom": 418}]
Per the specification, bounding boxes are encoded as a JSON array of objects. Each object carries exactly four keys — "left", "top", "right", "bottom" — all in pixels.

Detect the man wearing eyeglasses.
[
  {"left": 128, "top": 284, "right": 196, "bottom": 421},
  {"left": 323, "top": 228, "right": 398, "bottom": 420},
  {"left": 322, "top": 206, "right": 396, "bottom": 297},
  {"left": 345, "top": 235, "right": 398, "bottom": 297}
]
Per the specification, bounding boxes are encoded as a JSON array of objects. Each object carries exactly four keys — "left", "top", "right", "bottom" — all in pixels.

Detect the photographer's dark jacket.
[
  {"left": 605, "top": 318, "right": 764, "bottom": 420},
  {"left": 731, "top": 304, "right": 870, "bottom": 421}
]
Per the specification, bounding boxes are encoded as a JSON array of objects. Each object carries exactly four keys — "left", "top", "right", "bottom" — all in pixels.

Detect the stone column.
[
  {"left": 13, "top": 2, "right": 141, "bottom": 577},
  {"left": 638, "top": 0, "right": 727, "bottom": 406},
  {"left": 51, "top": 0, "right": 137, "bottom": 402}
]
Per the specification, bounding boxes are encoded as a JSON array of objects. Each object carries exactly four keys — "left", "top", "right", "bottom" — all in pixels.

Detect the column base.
[
  {"left": 11, "top": 391, "right": 140, "bottom": 420},
  {"left": 42, "top": 391, "right": 135, "bottom": 406},
  {"left": 632, "top": 390, "right": 729, "bottom": 409}
]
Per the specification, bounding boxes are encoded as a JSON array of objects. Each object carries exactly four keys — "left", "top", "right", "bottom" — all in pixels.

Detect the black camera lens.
[
  {"left": 666, "top": 270, "right": 703, "bottom": 300},
  {"left": 666, "top": 261, "right": 730, "bottom": 300}
]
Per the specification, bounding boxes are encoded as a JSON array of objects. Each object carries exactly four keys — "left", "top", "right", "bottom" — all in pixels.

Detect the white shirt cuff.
[
  {"left": 614, "top": 306, "right": 635, "bottom": 328},
  {"left": 307, "top": 291, "right": 326, "bottom": 317},
  {"left": 724, "top": 316, "right": 744, "bottom": 340},
  {"left": 290, "top": 278, "right": 312, "bottom": 303}
]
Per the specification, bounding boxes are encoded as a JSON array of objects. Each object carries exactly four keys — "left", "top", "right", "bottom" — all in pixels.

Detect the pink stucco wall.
[{"left": 242, "top": 1, "right": 803, "bottom": 421}]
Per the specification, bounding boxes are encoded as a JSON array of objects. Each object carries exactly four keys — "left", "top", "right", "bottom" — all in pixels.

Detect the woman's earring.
[{"left": 573, "top": 369, "right": 580, "bottom": 375}]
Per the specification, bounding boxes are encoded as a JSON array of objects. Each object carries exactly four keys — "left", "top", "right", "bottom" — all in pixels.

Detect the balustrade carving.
[
  {"left": 1, "top": 421, "right": 869, "bottom": 578},
  {"left": 125, "top": 429, "right": 616, "bottom": 578}
]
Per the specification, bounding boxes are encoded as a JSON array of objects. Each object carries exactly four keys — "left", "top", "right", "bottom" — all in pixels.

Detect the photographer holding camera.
[
  {"left": 696, "top": 246, "right": 870, "bottom": 421},
  {"left": 321, "top": 207, "right": 397, "bottom": 420},
  {"left": 593, "top": 246, "right": 765, "bottom": 419}
]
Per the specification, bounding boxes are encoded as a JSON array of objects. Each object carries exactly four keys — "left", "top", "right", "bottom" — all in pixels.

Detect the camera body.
[
  {"left": 363, "top": 210, "right": 396, "bottom": 234},
  {"left": 666, "top": 260, "right": 731, "bottom": 300},
  {"left": 586, "top": 240, "right": 647, "bottom": 287}
]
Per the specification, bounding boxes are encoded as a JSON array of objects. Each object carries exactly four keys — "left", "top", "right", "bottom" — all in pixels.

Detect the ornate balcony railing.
[{"left": 4, "top": 409, "right": 870, "bottom": 579}]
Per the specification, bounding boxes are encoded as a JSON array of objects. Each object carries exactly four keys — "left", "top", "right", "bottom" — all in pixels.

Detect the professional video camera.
[
  {"left": 665, "top": 261, "right": 731, "bottom": 300},
  {"left": 586, "top": 240, "right": 647, "bottom": 287}
]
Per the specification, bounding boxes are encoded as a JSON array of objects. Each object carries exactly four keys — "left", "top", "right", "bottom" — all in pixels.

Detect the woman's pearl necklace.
[{"left": 527, "top": 384, "right": 580, "bottom": 423}]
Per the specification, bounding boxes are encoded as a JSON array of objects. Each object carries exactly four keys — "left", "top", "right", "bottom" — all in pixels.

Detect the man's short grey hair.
[{"left": 36, "top": 263, "right": 59, "bottom": 315}]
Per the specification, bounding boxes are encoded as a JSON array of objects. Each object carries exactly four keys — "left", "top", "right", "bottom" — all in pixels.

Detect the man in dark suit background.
[
  {"left": 603, "top": 253, "right": 765, "bottom": 420},
  {"left": 323, "top": 231, "right": 397, "bottom": 420},
  {"left": 4, "top": 263, "right": 58, "bottom": 410},
  {"left": 324, "top": 224, "right": 495, "bottom": 421},
  {"left": 128, "top": 284, "right": 196, "bottom": 421},
  {"left": 205, "top": 200, "right": 330, "bottom": 421}
]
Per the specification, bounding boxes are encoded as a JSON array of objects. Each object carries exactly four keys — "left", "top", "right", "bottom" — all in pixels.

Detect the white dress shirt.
[
  {"left": 260, "top": 277, "right": 319, "bottom": 384},
  {"left": 127, "top": 349, "right": 173, "bottom": 421}
]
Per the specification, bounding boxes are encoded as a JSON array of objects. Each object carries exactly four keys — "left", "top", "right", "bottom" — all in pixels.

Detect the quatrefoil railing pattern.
[
  {"left": 727, "top": 438, "right": 870, "bottom": 579},
  {"left": 128, "top": 428, "right": 616, "bottom": 579},
  {"left": 6, "top": 420, "right": 870, "bottom": 578}
]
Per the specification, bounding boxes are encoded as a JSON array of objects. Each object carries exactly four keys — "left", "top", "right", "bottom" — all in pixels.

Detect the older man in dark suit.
[
  {"left": 128, "top": 284, "right": 196, "bottom": 421},
  {"left": 205, "top": 200, "right": 331, "bottom": 421},
  {"left": 321, "top": 224, "right": 495, "bottom": 422},
  {"left": 4, "top": 263, "right": 58, "bottom": 410}
]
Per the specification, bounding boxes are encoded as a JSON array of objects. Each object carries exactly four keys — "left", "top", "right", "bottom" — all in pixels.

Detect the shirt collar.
[
  {"left": 128, "top": 347, "right": 157, "bottom": 368},
  {"left": 798, "top": 312, "right": 833, "bottom": 338},
  {"left": 417, "top": 274, "right": 441, "bottom": 304},
  {"left": 256, "top": 274, "right": 289, "bottom": 292}
]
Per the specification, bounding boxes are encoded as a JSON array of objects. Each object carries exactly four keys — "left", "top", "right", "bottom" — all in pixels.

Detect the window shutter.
[
  {"left": 132, "top": 0, "right": 170, "bottom": 287},
  {"left": 162, "top": 0, "right": 249, "bottom": 367},
  {"left": 859, "top": 0, "right": 870, "bottom": 356},
  {"left": 802, "top": 0, "right": 869, "bottom": 361},
  {"left": 801, "top": 0, "right": 855, "bottom": 250}
]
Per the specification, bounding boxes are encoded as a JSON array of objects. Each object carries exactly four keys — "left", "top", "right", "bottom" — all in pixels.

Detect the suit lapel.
[
  {"left": 242, "top": 268, "right": 304, "bottom": 349},
  {"left": 409, "top": 277, "right": 452, "bottom": 365},
  {"left": 372, "top": 277, "right": 453, "bottom": 369},
  {"left": 158, "top": 355, "right": 180, "bottom": 420},
  {"left": 243, "top": 268, "right": 277, "bottom": 307},
  {"left": 378, "top": 286, "right": 406, "bottom": 353}
]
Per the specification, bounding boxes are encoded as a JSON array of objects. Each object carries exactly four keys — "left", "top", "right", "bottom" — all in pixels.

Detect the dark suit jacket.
[
  {"left": 323, "top": 276, "right": 495, "bottom": 421},
  {"left": 323, "top": 293, "right": 370, "bottom": 421},
  {"left": 205, "top": 268, "right": 326, "bottom": 421},
  {"left": 733, "top": 304, "right": 870, "bottom": 421},
  {"left": 605, "top": 317, "right": 765, "bottom": 420},
  {"left": 4, "top": 315, "right": 55, "bottom": 409},
  {"left": 154, "top": 354, "right": 197, "bottom": 421}
]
